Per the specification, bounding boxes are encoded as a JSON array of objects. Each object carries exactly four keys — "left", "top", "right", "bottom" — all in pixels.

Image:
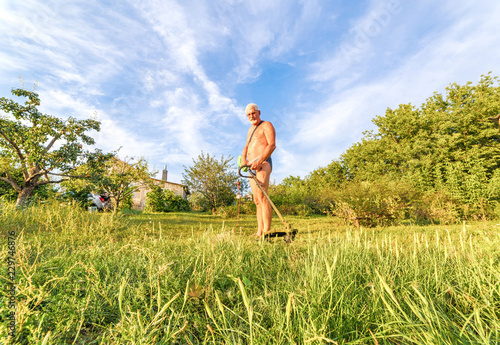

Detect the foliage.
[
  {"left": 0, "top": 168, "right": 56, "bottom": 202},
  {"left": 329, "top": 178, "right": 420, "bottom": 227},
  {"left": 182, "top": 152, "right": 247, "bottom": 214},
  {"left": 268, "top": 176, "right": 307, "bottom": 209},
  {"left": 186, "top": 191, "right": 208, "bottom": 212},
  {"left": 268, "top": 162, "right": 345, "bottom": 216},
  {"left": 145, "top": 185, "right": 166, "bottom": 212},
  {"left": 216, "top": 202, "right": 256, "bottom": 218},
  {"left": 164, "top": 189, "right": 190, "bottom": 212},
  {"left": 146, "top": 185, "right": 190, "bottom": 212},
  {"left": 268, "top": 178, "right": 318, "bottom": 216},
  {"left": 342, "top": 73, "right": 500, "bottom": 184},
  {"left": 274, "top": 74, "right": 500, "bottom": 222},
  {"left": 120, "top": 192, "right": 133, "bottom": 210},
  {"left": 63, "top": 156, "right": 153, "bottom": 213},
  {"left": 60, "top": 187, "right": 94, "bottom": 208},
  {"left": 417, "top": 190, "right": 461, "bottom": 225},
  {"left": 0, "top": 86, "right": 105, "bottom": 206}
]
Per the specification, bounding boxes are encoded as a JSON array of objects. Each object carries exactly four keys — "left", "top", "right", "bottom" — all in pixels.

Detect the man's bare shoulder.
[{"left": 261, "top": 121, "right": 275, "bottom": 129}]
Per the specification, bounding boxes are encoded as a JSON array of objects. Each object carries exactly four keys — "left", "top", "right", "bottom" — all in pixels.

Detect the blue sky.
[{"left": 1, "top": 0, "right": 500, "bottom": 184}]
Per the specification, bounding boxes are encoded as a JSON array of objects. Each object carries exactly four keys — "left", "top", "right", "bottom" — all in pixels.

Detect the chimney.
[{"left": 162, "top": 165, "right": 168, "bottom": 181}]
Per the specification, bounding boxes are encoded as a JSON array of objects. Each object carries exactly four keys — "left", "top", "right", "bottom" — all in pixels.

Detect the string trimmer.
[{"left": 238, "top": 165, "right": 298, "bottom": 243}]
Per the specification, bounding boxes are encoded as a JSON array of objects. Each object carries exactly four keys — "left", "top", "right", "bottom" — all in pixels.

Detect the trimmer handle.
[{"left": 238, "top": 165, "right": 255, "bottom": 178}]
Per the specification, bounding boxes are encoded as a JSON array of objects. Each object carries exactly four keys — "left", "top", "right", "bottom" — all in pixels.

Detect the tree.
[
  {"left": 0, "top": 87, "right": 103, "bottom": 206},
  {"left": 182, "top": 152, "right": 245, "bottom": 214},
  {"left": 63, "top": 156, "right": 153, "bottom": 213},
  {"left": 341, "top": 73, "right": 500, "bottom": 186},
  {"left": 99, "top": 157, "right": 153, "bottom": 213},
  {"left": 327, "top": 73, "right": 500, "bottom": 221}
]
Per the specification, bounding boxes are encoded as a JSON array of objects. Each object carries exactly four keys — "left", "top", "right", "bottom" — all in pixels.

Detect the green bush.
[
  {"left": 329, "top": 178, "right": 420, "bottom": 227},
  {"left": 165, "top": 190, "right": 190, "bottom": 212},
  {"left": 412, "top": 191, "right": 460, "bottom": 225},
  {"left": 268, "top": 177, "right": 330, "bottom": 215},
  {"left": 146, "top": 186, "right": 190, "bottom": 212},
  {"left": 216, "top": 202, "right": 256, "bottom": 218}
]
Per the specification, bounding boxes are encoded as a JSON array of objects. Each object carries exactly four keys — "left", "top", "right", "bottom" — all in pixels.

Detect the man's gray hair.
[{"left": 245, "top": 103, "right": 259, "bottom": 113}]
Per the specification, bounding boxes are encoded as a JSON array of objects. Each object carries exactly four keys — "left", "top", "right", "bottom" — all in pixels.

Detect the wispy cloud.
[
  {"left": 308, "top": 0, "right": 403, "bottom": 85},
  {"left": 39, "top": 89, "right": 162, "bottom": 158}
]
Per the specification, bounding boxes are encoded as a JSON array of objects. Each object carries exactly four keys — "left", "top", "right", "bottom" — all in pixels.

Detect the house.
[{"left": 131, "top": 165, "right": 189, "bottom": 210}]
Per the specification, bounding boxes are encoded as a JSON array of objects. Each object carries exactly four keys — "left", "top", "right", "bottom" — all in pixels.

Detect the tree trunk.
[
  {"left": 15, "top": 185, "right": 36, "bottom": 207},
  {"left": 112, "top": 198, "right": 119, "bottom": 214}
]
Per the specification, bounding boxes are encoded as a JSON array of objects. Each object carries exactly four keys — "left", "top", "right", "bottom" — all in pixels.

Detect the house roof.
[{"left": 152, "top": 178, "right": 187, "bottom": 188}]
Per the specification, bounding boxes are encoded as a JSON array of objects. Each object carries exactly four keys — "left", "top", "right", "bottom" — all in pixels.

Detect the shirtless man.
[{"left": 241, "top": 103, "right": 276, "bottom": 238}]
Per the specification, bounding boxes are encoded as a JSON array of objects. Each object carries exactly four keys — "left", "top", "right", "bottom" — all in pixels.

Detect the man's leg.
[
  {"left": 250, "top": 179, "right": 263, "bottom": 236},
  {"left": 250, "top": 162, "right": 272, "bottom": 237}
]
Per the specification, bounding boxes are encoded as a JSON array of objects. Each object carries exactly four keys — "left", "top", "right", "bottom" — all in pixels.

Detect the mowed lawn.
[{"left": 1, "top": 202, "right": 500, "bottom": 344}]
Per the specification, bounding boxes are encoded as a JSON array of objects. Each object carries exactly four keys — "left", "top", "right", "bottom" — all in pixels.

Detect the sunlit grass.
[{"left": 1, "top": 201, "right": 499, "bottom": 344}]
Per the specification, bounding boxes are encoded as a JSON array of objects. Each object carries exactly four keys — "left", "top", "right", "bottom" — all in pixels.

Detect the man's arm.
[{"left": 241, "top": 126, "right": 252, "bottom": 166}]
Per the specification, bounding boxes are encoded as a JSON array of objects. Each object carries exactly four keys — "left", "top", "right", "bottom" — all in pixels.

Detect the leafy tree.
[
  {"left": 342, "top": 73, "right": 500, "bottom": 186},
  {"left": 182, "top": 152, "right": 246, "bottom": 214},
  {"left": 0, "top": 87, "right": 103, "bottom": 206},
  {"left": 63, "top": 156, "right": 153, "bottom": 213},
  {"left": 307, "top": 160, "right": 347, "bottom": 187}
]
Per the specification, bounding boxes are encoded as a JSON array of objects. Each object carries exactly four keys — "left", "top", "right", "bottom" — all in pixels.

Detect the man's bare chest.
[{"left": 249, "top": 129, "right": 267, "bottom": 148}]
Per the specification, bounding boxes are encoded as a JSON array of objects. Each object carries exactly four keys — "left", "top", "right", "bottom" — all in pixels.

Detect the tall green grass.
[{"left": 1, "top": 201, "right": 499, "bottom": 344}]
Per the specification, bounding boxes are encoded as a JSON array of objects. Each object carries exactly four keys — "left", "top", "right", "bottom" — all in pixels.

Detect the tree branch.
[
  {"left": 45, "top": 136, "right": 59, "bottom": 152},
  {"left": 0, "top": 175, "right": 22, "bottom": 192},
  {"left": 0, "top": 127, "right": 27, "bottom": 168},
  {"left": 47, "top": 171, "right": 89, "bottom": 179},
  {"left": 36, "top": 178, "right": 68, "bottom": 186}
]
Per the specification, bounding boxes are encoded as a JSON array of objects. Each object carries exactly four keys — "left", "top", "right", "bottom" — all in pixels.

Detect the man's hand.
[{"left": 251, "top": 160, "right": 263, "bottom": 171}]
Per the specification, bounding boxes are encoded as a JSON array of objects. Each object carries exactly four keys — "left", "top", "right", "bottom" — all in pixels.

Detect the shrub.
[
  {"left": 146, "top": 185, "right": 166, "bottom": 212},
  {"left": 413, "top": 191, "right": 460, "bottom": 225},
  {"left": 329, "top": 178, "right": 419, "bottom": 227},
  {"left": 216, "top": 202, "right": 256, "bottom": 218},
  {"left": 146, "top": 186, "right": 190, "bottom": 212},
  {"left": 165, "top": 190, "right": 190, "bottom": 212},
  {"left": 268, "top": 178, "right": 329, "bottom": 215}
]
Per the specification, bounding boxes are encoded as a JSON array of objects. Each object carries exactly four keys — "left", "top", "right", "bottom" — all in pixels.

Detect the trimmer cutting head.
[{"left": 264, "top": 228, "right": 298, "bottom": 243}]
